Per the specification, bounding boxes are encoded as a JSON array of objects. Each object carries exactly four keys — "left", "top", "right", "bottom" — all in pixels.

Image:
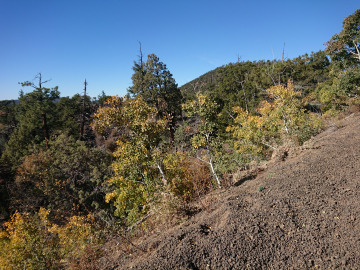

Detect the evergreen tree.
[
  {"left": 12, "top": 133, "right": 113, "bottom": 219},
  {"left": 129, "top": 53, "right": 182, "bottom": 142},
  {"left": 0, "top": 100, "right": 17, "bottom": 154},
  {"left": 56, "top": 94, "right": 96, "bottom": 143},
  {"left": 2, "top": 74, "right": 59, "bottom": 169}
]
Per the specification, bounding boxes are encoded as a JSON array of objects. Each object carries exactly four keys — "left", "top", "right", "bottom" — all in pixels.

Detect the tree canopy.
[
  {"left": 326, "top": 9, "right": 360, "bottom": 65},
  {"left": 129, "top": 53, "right": 182, "bottom": 142}
]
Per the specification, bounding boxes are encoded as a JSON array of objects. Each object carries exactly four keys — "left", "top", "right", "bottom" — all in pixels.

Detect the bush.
[
  {"left": 165, "top": 153, "right": 213, "bottom": 203},
  {"left": 0, "top": 209, "right": 60, "bottom": 270},
  {"left": 0, "top": 208, "right": 97, "bottom": 269}
]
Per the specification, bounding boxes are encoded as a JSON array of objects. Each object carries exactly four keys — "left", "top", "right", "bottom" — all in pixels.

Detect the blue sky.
[{"left": 0, "top": 0, "right": 358, "bottom": 100}]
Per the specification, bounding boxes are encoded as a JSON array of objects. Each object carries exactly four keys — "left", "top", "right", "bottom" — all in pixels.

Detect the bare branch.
[
  {"left": 352, "top": 40, "right": 360, "bottom": 61},
  {"left": 126, "top": 212, "right": 153, "bottom": 233}
]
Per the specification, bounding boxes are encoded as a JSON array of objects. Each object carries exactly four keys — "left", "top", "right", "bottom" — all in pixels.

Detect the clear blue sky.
[{"left": 0, "top": 0, "right": 358, "bottom": 100}]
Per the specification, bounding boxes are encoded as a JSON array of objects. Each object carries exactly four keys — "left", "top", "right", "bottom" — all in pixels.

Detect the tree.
[
  {"left": 128, "top": 53, "right": 182, "bottom": 143},
  {"left": 128, "top": 43, "right": 147, "bottom": 99},
  {"left": 182, "top": 93, "right": 222, "bottom": 188},
  {"left": 228, "top": 81, "right": 321, "bottom": 159},
  {"left": 2, "top": 74, "right": 59, "bottom": 169},
  {"left": 316, "top": 65, "right": 360, "bottom": 113},
  {"left": 0, "top": 162, "right": 11, "bottom": 221},
  {"left": 18, "top": 73, "right": 58, "bottom": 148},
  {"left": 91, "top": 96, "right": 168, "bottom": 224},
  {"left": 0, "top": 100, "right": 17, "bottom": 154},
  {"left": 326, "top": 9, "right": 360, "bottom": 65},
  {"left": 12, "top": 133, "right": 113, "bottom": 219},
  {"left": 56, "top": 93, "right": 97, "bottom": 144},
  {"left": 262, "top": 81, "right": 306, "bottom": 136},
  {"left": 0, "top": 209, "right": 61, "bottom": 269},
  {"left": 291, "top": 51, "right": 331, "bottom": 95},
  {"left": 79, "top": 79, "right": 88, "bottom": 140},
  {"left": 214, "top": 61, "right": 265, "bottom": 131},
  {"left": 338, "top": 66, "right": 360, "bottom": 97}
]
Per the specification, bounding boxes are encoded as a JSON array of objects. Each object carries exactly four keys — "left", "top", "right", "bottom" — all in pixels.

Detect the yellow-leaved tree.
[
  {"left": 228, "top": 81, "right": 321, "bottom": 159},
  {"left": 91, "top": 96, "right": 169, "bottom": 225},
  {"left": 182, "top": 93, "right": 222, "bottom": 188}
]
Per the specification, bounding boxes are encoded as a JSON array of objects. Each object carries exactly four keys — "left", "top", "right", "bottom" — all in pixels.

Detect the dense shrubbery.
[
  {"left": 228, "top": 81, "right": 322, "bottom": 160},
  {"left": 0, "top": 208, "right": 96, "bottom": 269}
]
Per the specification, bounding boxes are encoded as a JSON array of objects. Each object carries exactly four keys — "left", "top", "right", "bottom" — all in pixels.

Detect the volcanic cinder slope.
[{"left": 114, "top": 113, "right": 360, "bottom": 270}]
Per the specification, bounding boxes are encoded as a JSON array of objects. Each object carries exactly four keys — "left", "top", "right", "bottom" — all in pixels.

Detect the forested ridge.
[{"left": 0, "top": 9, "right": 360, "bottom": 269}]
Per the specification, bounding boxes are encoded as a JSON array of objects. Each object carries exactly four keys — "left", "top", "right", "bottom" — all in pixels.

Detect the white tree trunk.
[
  {"left": 155, "top": 159, "right": 167, "bottom": 186},
  {"left": 209, "top": 155, "right": 221, "bottom": 189},
  {"left": 282, "top": 113, "right": 289, "bottom": 134},
  {"left": 352, "top": 40, "right": 360, "bottom": 62}
]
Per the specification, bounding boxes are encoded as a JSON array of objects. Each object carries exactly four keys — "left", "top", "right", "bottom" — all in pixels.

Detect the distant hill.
[
  {"left": 0, "top": 100, "right": 19, "bottom": 105},
  {"left": 180, "top": 51, "right": 330, "bottom": 105},
  {"left": 180, "top": 66, "right": 222, "bottom": 100}
]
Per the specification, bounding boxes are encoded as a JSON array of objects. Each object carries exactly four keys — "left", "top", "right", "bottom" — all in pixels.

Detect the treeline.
[{"left": 0, "top": 9, "right": 360, "bottom": 269}]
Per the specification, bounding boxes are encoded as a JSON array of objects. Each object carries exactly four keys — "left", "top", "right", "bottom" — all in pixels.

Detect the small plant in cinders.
[{"left": 258, "top": 186, "right": 265, "bottom": 192}]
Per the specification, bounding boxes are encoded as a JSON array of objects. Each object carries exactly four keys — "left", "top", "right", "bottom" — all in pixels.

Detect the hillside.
[
  {"left": 1, "top": 9, "right": 359, "bottom": 269},
  {"left": 105, "top": 112, "right": 360, "bottom": 269},
  {"left": 179, "top": 67, "right": 219, "bottom": 100}
]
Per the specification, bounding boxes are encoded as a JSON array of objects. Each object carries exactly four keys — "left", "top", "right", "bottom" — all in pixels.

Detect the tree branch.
[
  {"left": 126, "top": 211, "right": 153, "bottom": 233},
  {"left": 352, "top": 40, "right": 360, "bottom": 61}
]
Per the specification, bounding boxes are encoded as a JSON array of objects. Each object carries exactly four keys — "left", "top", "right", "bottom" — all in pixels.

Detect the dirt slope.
[{"left": 114, "top": 113, "right": 360, "bottom": 269}]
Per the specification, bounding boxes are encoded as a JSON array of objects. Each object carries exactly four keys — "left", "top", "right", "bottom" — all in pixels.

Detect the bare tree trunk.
[
  {"left": 353, "top": 40, "right": 360, "bottom": 62},
  {"left": 80, "top": 79, "right": 87, "bottom": 140},
  {"left": 241, "top": 81, "right": 249, "bottom": 116},
  {"left": 155, "top": 158, "right": 167, "bottom": 186},
  {"left": 42, "top": 113, "right": 49, "bottom": 149},
  {"left": 282, "top": 42, "right": 285, "bottom": 63},
  {"left": 196, "top": 154, "right": 221, "bottom": 189},
  {"left": 282, "top": 113, "right": 289, "bottom": 134},
  {"left": 208, "top": 153, "right": 221, "bottom": 189},
  {"left": 234, "top": 73, "right": 249, "bottom": 116},
  {"left": 195, "top": 132, "right": 221, "bottom": 189}
]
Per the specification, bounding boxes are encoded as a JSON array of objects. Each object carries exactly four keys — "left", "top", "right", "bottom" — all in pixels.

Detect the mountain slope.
[{"left": 114, "top": 112, "right": 360, "bottom": 269}]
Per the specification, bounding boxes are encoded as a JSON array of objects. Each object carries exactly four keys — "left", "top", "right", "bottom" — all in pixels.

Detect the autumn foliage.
[
  {"left": 1, "top": 10, "right": 360, "bottom": 266},
  {"left": 228, "top": 81, "right": 321, "bottom": 159},
  {"left": 0, "top": 208, "right": 95, "bottom": 269}
]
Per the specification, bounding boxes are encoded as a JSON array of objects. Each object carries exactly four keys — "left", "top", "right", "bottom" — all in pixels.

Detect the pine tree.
[
  {"left": 2, "top": 73, "right": 59, "bottom": 169},
  {"left": 129, "top": 53, "right": 182, "bottom": 143}
]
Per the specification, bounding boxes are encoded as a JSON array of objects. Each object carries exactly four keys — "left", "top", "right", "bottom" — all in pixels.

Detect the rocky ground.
[{"left": 103, "top": 113, "right": 360, "bottom": 269}]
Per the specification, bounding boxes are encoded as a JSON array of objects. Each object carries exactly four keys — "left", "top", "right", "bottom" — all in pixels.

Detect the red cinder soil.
[{"left": 110, "top": 113, "right": 360, "bottom": 269}]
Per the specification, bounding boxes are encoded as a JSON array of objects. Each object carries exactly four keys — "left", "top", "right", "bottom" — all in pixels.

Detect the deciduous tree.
[
  {"left": 228, "top": 81, "right": 321, "bottom": 159},
  {"left": 182, "top": 93, "right": 222, "bottom": 188},
  {"left": 91, "top": 96, "right": 168, "bottom": 224},
  {"left": 326, "top": 9, "right": 360, "bottom": 65}
]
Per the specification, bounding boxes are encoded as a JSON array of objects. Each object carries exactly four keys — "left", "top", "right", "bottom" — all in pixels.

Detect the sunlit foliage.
[
  {"left": 182, "top": 93, "right": 222, "bottom": 188},
  {"left": 228, "top": 81, "right": 321, "bottom": 159},
  {"left": 0, "top": 208, "right": 95, "bottom": 269},
  {"left": 92, "top": 96, "right": 168, "bottom": 224}
]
